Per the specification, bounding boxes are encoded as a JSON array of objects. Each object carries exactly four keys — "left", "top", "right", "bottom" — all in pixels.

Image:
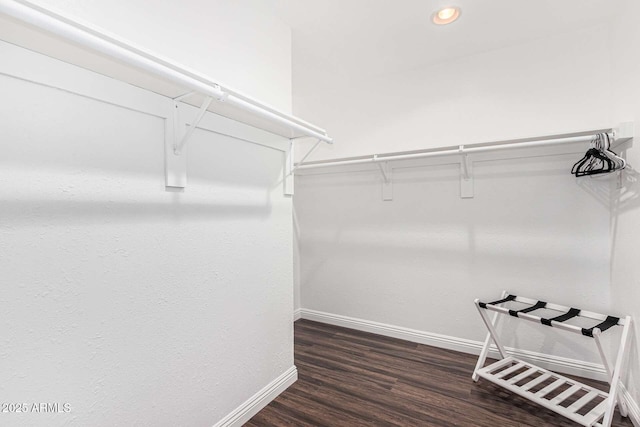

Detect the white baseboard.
[
  {"left": 212, "top": 366, "right": 297, "bottom": 427},
  {"left": 299, "top": 308, "right": 607, "bottom": 381},
  {"left": 293, "top": 308, "right": 302, "bottom": 321},
  {"left": 621, "top": 384, "right": 640, "bottom": 427}
]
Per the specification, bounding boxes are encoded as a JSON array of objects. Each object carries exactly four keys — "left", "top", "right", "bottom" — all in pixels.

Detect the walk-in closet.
[{"left": 0, "top": 1, "right": 638, "bottom": 426}]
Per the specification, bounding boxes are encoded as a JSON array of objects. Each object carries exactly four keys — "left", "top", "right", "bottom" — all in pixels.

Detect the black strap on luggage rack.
[
  {"left": 541, "top": 307, "right": 580, "bottom": 326},
  {"left": 582, "top": 315, "right": 620, "bottom": 337},
  {"left": 477, "top": 294, "right": 622, "bottom": 338}
]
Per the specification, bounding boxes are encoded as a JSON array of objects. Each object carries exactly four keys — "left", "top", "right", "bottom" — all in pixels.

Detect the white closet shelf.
[
  {"left": 0, "top": 0, "right": 332, "bottom": 144},
  {"left": 295, "top": 128, "right": 635, "bottom": 171},
  {"left": 294, "top": 127, "right": 634, "bottom": 200}
]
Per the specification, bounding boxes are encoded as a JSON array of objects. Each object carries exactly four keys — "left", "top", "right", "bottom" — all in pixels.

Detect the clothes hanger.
[
  {"left": 571, "top": 133, "right": 619, "bottom": 177},
  {"left": 602, "top": 133, "right": 626, "bottom": 170},
  {"left": 572, "top": 135, "right": 609, "bottom": 176},
  {"left": 573, "top": 148, "right": 612, "bottom": 176},
  {"left": 572, "top": 136, "right": 598, "bottom": 176},
  {"left": 571, "top": 149, "right": 596, "bottom": 175}
]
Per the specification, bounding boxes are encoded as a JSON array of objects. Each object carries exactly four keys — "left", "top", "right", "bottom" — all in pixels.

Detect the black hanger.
[
  {"left": 579, "top": 149, "right": 612, "bottom": 176},
  {"left": 571, "top": 134, "right": 619, "bottom": 177},
  {"left": 571, "top": 148, "right": 611, "bottom": 176}
]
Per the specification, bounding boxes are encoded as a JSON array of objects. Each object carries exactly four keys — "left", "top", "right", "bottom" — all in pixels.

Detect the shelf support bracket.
[
  {"left": 291, "top": 139, "right": 322, "bottom": 174},
  {"left": 174, "top": 91, "right": 196, "bottom": 102},
  {"left": 460, "top": 145, "right": 474, "bottom": 199},
  {"left": 284, "top": 139, "right": 295, "bottom": 196},
  {"left": 165, "top": 100, "right": 187, "bottom": 189},
  {"left": 165, "top": 95, "right": 214, "bottom": 189},
  {"left": 174, "top": 96, "right": 213, "bottom": 155},
  {"left": 374, "top": 157, "right": 393, "bottom": 201}
]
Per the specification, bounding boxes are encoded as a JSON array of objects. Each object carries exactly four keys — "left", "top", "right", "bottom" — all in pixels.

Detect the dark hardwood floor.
[{"left": 246, "top": 319, "right": 632, "bottom": 427}]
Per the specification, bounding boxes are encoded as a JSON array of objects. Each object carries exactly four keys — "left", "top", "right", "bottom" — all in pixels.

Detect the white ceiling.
[{"left": 273, "top": 0, "right": 614, "bottom": 78}]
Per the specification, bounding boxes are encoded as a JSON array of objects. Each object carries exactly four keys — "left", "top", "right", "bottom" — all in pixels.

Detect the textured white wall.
[
  {"left": 295, "top": 150, "right": 611, "bottom": 364},
  {"left": 0, "top": 1, "right": 294, "bottom": 424},
  {"left": 293, "top": 27, "right": 615, "bottom": 368},
  {"left": 610, "top": 0, "right": 640, "bottom": 409}
]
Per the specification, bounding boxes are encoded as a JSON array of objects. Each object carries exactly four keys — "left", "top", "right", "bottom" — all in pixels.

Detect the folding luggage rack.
[{"left": 472, "top": 292, "right": 632, "bottom": 427}]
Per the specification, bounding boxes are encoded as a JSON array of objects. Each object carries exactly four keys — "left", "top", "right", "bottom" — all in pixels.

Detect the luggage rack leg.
[
  {"left": 600, "top": 317, "right": 632, "bottom": 427},
  {"left": 594, "top": 328, "right": 629, "bottom": 418},
  {"left": 473, "top": 291, "right": 508, "bottom": 382},
  {"left": 473, "top": 290, "right": 507, "bottom": 381}
]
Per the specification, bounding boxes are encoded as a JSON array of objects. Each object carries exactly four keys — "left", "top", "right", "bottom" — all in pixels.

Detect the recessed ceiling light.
[{"left": 432, "top": 6, "right": 461, "bottom": 25}]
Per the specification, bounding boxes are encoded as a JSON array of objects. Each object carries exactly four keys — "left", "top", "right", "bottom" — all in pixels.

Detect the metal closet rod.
[
  {"left": 295, "top": 131, "right": 612, "bottom": 170},
  {"left": 0, "top": 0, "right": 333, "bottom": 144}
]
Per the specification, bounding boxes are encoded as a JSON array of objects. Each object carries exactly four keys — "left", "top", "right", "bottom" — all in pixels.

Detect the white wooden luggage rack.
[{"left": 472, "top": 292, "right": 632, "bottom": 427}]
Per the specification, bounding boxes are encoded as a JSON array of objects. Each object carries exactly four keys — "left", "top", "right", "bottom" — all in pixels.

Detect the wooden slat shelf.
[{"left": 476, "top": 357, "right": 609, "bottom": 426}]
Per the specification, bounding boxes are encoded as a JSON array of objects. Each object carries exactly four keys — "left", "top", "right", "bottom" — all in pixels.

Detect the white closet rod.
[
  {"left": 0, "top": 0, "right": 333, "bottom": 144},
  {"left": 296, "top": 133, "right": 607, "bottom": 170}
]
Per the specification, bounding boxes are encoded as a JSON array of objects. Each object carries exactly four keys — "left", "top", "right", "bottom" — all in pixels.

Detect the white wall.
[
  {"left": 293, "top": 25, "right": 611, "bottom": 161},
  {"left": 293, "top": 26, "right": 618, "bottom": 371},
  {"left": 0, "top": 1, "right": 294, "bottom": 424},
  {"left": 610, "top": 0, "right": 640, "bottom": 412},
  {"left": 295, "top": 150, "right": 612, "bottom": 365}
]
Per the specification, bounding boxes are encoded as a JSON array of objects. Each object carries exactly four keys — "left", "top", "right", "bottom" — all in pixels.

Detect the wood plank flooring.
[{"left": 246, "top": 319, "right": 633, "bottom": 427}]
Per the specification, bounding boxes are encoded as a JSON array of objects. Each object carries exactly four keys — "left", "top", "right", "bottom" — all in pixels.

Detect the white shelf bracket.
[
  {"left": 174, "top": 91, "right": 196, "bottom": 102},
  {"left": 284, "top": 139, "right": 295, "bottom": 196},
  {"left": 460, "top": 145, "right": 474, "bottom": 199},
  {"left": 164, "top": 94, "right": 217, "bottom": 189},
  {"left": 174, "top": 96, "right": 213, "bottom": 155},
  {"left": 292, "top": 139, "right": 322, "bottom": 174},
  {"left": 287, "top": 138, "right": 325, "bottom": 196},
  {"left": 374, "top": 157, "right": 393, "bottom": 201},
  {"left": 165, "top": 100, "right": 187, "bottom": 189},
  {"left": 374, "top": 156, "right": 388, "bottom": 182}
]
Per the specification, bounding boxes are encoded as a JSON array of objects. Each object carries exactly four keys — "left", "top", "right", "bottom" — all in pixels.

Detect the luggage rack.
[{"left": 472, "top": 292, "right": 632, "bottom": 427}]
